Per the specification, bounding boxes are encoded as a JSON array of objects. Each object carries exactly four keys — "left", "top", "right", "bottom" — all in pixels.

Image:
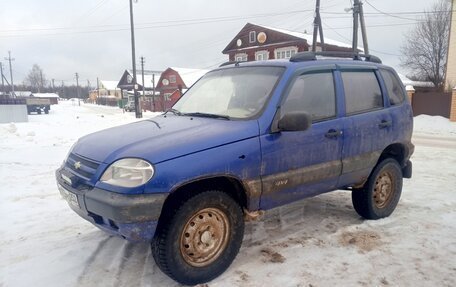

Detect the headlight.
[{"left": 100, "top": 158, "right": 154, "bottom": 188}]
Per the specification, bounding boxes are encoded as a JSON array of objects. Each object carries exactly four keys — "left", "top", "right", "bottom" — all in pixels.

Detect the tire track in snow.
[
  {"left": 114, "top": 243, "right": 135, "bottom": 285},
  {"left": 113, "top": 243, "right": 144, "bottom": 287},
  {"left": 112, "top": 243, "right": 178, "bottom": 287},
  {"left": 77, "top": 237, "right": 174, "bottom": 287},
  {"left": 77, "top": 236, "right": 114, "bottom": 286}
]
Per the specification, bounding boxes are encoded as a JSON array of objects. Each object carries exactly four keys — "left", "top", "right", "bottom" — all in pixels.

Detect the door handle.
[
  {"left": 325, "top": 129, "right": 342, "bottom": 139},
  {"left": 378, "top": 120, "right": 392, "bottom": 129}
]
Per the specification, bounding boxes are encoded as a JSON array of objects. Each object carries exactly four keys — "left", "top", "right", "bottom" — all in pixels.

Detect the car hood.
[{"left": 72, "top": 115, "right": 260, "bottom": 164}]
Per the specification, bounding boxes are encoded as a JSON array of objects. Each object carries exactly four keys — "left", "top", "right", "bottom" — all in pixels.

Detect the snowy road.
[
  {"left": 1, "top": 102, "right": 455, "bottom": 287},
  {"left": 413, "top": 134, "right": 456, "bottom": 149}
]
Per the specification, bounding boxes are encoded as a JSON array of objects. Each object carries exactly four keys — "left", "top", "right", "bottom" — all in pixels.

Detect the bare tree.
[
  {"left": 24, "top": 64, "right": 47, "bottom": 92},
  {"left": 400, "top": 0, "right": 451, "bottom": 88}
]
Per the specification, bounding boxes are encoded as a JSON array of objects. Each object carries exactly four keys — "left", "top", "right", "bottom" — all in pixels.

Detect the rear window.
[
  {"left": 380, "top": 69, "right": 406, "bottom": 105},
  {"left": 342, "top": 71, "right": 383, "bottom": 115}
]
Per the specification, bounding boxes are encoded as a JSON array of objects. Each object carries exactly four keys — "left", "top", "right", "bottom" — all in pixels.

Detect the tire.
[
  {"left": 37, "top": 109, "right": 41, "bottom": 115},
  {"left": 152, "top": 190, "right": 244, "bottom": 285},
  {"left": 352, "top": 158, "right": 403, "bottom": 219}
]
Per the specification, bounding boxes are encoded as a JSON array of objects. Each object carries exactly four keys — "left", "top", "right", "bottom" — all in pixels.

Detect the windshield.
[{"left": 173, "top": 66, "right": 284, "bottom": 119}]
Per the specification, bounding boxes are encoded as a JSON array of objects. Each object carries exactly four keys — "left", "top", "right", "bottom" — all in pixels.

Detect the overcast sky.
[{"left": 0, "top": 0, "right": 439, "bottom": 87}]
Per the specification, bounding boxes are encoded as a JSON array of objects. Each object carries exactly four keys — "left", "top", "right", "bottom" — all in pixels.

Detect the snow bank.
[{"left": 414, "top": 115, "right": 456, "bottom": 138}]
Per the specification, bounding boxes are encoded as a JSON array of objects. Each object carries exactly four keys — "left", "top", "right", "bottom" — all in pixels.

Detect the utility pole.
[
  {"left": 75, "top": 72, "right": 80, "bottom": 106},
  {"left": 39, "top": 69, "right": 43, "bottom": 93},
  {"left": 4, "top": 51, "right": 15, "bottom": 97},
  {"left": 0, "top": 62, "right": 4, "bottom": 95},
  {"left": 87, "top": 79, "right": 91, "bottom": 102},
  {"left": 358, "top": 0, "right": 369, "bottom": 55},
  {"left": 52, "top": 79, "right": 55, "bottom": 93},
  {"left": 129, "top": 0, "right": 142, "bottom": 118},
  {"left": 152, "top": 74, "right": 156, "bottom": 112},
  {"left": 61, "top": 81, "right": 65, "bottom": 98},
  {"left": 352, "top": 0, "right": 369, "bottom": 54},
  {"left": 140, "top": 56, "right": 145, "bottom": 108},
  {"left": 312, "top": 0, "right": 325, "bottom": 52},
  {"left": 96, "top": 77, "right": 100, "bottom": 104}
]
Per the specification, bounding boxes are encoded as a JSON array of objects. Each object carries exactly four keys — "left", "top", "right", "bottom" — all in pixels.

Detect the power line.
[
  {"left": 363, "top": 0, "right": 418, "bottom": 21},
  {"left": 330, "top": 21, "right": 427, "bottom": 30},
  {"left": 2, "top": 7, "right": 454, "bottom": 35},
  {"left": 321, "top": 9, "right": 456, "bottom": 15},
  {"left": 70, "top": 0, "right": 110, "bottom": 26},
  {"left": 322, "top": 22, "right": 401, "bottom": 57},
  {"left": 0, "top": 10, "right": 315, "bottom": 34},
  {"left": 96, "top": 3, "right": 129, "bottom": 25}
]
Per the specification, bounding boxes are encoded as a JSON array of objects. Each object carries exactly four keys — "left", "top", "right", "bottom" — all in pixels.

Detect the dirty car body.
[{"left": 56, "top": 54, "right": 413, "bottom": 247}]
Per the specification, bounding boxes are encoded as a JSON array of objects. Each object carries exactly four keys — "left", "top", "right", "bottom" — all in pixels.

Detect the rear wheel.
[
  {"left": 352, "top": 158, "right": 403, "bottom": 219},
  {"left": 152, "top": 190, "right": 244, "bottom": 285}
]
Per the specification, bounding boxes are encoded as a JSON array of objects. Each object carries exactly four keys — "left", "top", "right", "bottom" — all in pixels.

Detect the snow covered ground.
[{"left": 1, "top": 101, "right": 455, "bottom": 287}]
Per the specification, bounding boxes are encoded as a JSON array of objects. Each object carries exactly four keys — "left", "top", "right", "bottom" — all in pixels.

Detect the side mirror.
[{"left": 277, "top": 112, "right": 312, "bottom": 132}]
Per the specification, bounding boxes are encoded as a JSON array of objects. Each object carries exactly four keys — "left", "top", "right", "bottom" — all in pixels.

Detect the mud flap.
[{"left": 402, "top": 160, "right": 412, "bottom": 178}]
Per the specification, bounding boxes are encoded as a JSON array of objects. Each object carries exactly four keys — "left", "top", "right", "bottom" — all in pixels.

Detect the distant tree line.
[
  {"left": 1, "top": 63, "right": 91, "bottom": 99},
  {"left": 2, "top": 83, "right": 91, "bottom": 99}
]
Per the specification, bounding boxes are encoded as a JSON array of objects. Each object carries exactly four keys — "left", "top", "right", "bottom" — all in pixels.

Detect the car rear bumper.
[{"left": 56, "top": 167, "right": 168, "bottom": 242}]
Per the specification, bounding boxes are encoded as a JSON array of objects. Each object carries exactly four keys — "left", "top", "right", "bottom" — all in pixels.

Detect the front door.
[{"left": 259, "top": 70, "right": 343, "bottom": 210}]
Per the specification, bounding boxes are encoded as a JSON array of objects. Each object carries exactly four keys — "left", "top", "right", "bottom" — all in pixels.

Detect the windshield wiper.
[
  {"left": 164, "top": 108, "right": 183, "bottom": 116},
  {"left": 183, "top": 112, "right": 231, "bottom": 120}
]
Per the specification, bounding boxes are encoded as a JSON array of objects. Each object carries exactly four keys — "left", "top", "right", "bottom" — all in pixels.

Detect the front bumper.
[{"left": 56, "top": 167, "right": 168, "bottom": 242}]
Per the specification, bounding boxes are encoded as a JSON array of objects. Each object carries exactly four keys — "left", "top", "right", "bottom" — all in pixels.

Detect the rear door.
[
  {"left": 337, "top": 67, "right": 393, "bottom": 187},
  {"left": 259, "top": 69, "right": 344, "bottom": 209}
]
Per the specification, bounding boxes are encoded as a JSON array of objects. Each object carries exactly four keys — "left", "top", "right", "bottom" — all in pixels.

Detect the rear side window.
[
  {"left": 282, "top": 71, "right": 336, "bottom": 122},
  {"left": 380, "top": 69, "right": 405, "bottom": 105},
  {"left": 342, "top": 71, "right": 383, "bottom": 115}
]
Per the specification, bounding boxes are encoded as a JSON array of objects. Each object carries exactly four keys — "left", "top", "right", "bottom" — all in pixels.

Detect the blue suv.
[{"left": 56, "top": 52, "right": 413, "bottom": 285}]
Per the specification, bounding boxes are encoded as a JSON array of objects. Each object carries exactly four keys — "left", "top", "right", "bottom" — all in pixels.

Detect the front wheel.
[
  {"left": 352, "top": 158, "right": 403, "bottom": 219},
  {"left": 152, "top": 190, "right": 244, "bottom": 285}
]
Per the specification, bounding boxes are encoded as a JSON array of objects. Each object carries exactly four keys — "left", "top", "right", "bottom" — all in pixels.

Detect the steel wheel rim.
[
  {"left": 180, "top": 207, "right": 230, "bottom": 267},
  {"left": 373, "top": 171, "right": 394, "bottom": 209}
]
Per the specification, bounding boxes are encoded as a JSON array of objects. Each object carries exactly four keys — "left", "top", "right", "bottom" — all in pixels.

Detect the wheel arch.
[
  {"left": 378, "top": 143, "right": 407, "bottom": 167},
  {"left": 157, "top": 175, "right": 251, "bottom": 227},
  {"left": 352, "top": 143, "right": 409, "bottom": 189}
]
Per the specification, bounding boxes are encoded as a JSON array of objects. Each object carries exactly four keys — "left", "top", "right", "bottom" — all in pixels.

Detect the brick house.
[
  {"left": 445, "top": 0, "right": 456, "bottom": 89},
  {"left": 154, "top": 67, "right": 208, "bottom": 111},
  {"left": 222, "top": 23, "right": 355, "bottom": 62}
]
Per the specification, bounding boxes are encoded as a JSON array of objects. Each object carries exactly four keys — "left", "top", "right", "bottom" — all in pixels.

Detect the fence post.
[
  {"left": 406, "top": 85, "right": 415, "bottom": 105},
  {"left": 451, "top": 87, "right": 456, "bottom": 122}
]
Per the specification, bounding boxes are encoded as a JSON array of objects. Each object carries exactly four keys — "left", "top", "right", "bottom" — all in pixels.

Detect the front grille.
[{"left": 65, "top": 153, "right": 101, "bottom": 180}]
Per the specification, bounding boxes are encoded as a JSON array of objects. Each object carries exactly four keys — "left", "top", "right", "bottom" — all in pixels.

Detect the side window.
[
  {"left": 341, "top": 71, "right": 383, "bottom": 115},
  {"left": 281, "top": 71, "right": 336, "bottom": 122},
  {"left": 380, "top": 69, "right": 405, "bottom": 105}
]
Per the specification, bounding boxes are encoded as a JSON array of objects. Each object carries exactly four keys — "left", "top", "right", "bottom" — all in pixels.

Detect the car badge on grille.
[{"left": 74, "top": 161, "right": 82, "bottom": 170}]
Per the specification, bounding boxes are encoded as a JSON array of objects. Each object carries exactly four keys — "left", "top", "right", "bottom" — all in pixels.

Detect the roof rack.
[
  {"left": 219, "top": 61, "right": 244, "bottom": 67},
  {"left": 289, "top": 51, "right": 382, "bottom": 64}
]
